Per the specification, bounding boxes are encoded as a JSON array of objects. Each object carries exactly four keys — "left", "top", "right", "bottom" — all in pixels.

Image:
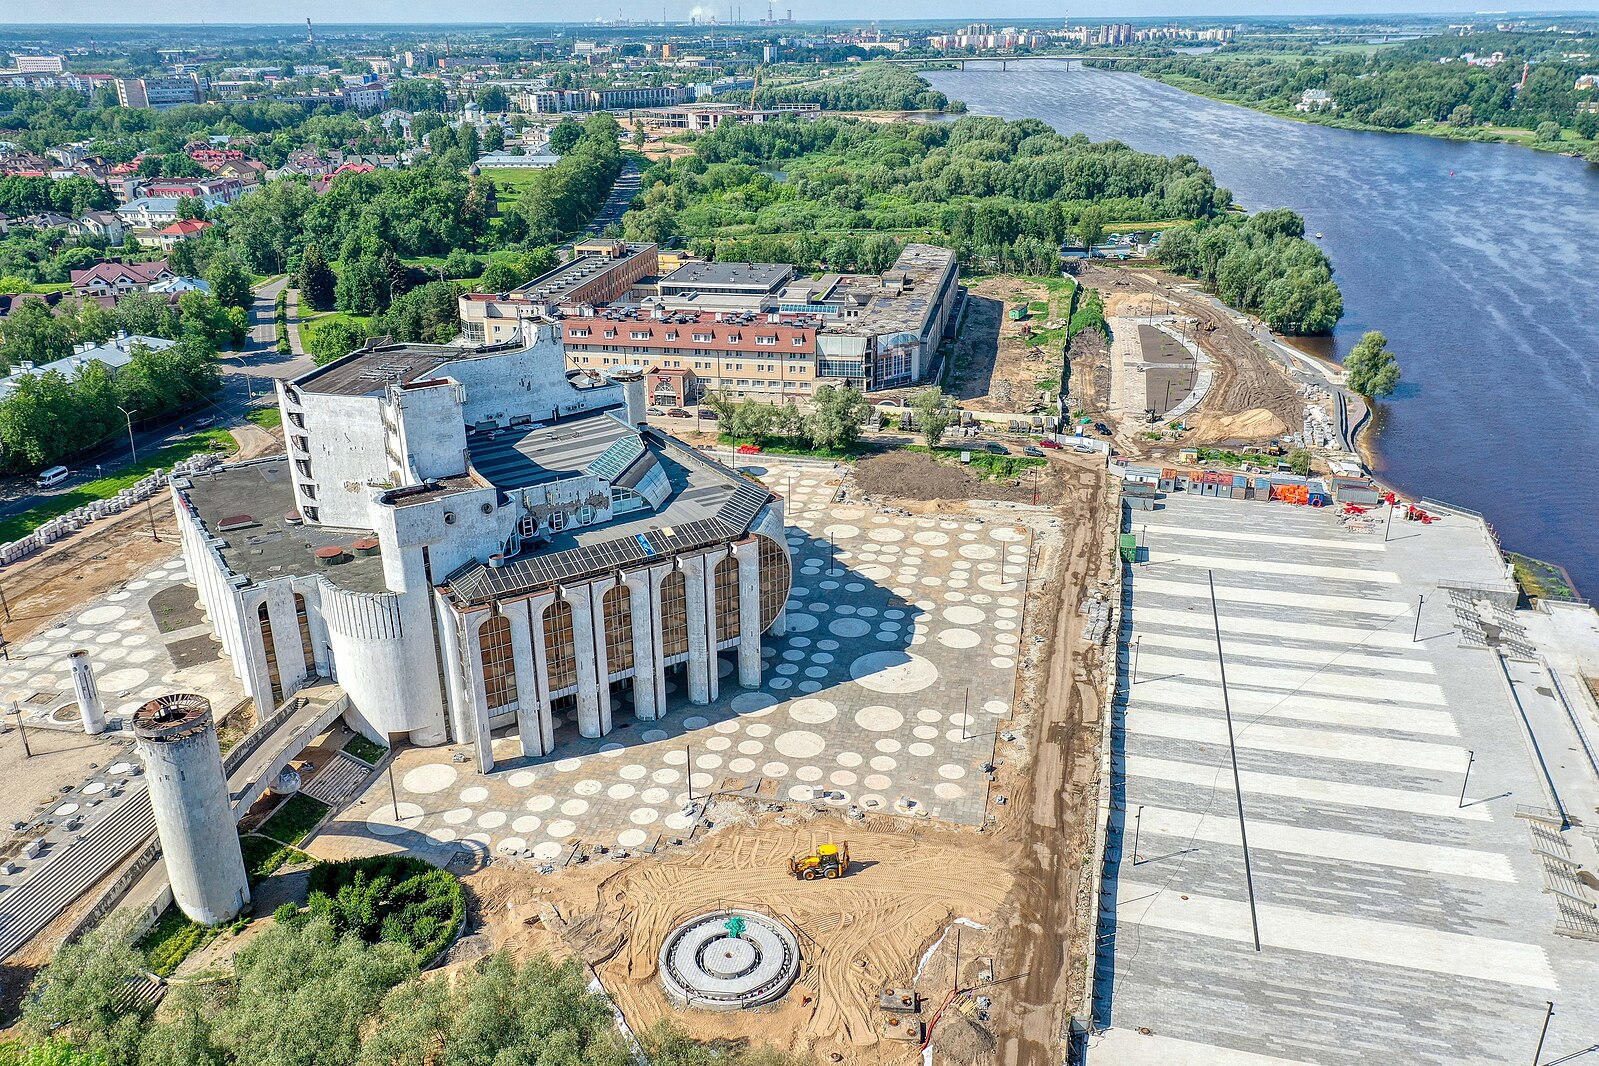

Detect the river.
[{"left": 926, "top": 64, "right": 1599, "bottom": 597}]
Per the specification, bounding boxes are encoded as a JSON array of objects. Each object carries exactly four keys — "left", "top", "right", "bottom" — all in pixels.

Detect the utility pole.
[
  {"left": 387, "top": 762, "right": 399, "bottom": 820},
  {"left": 1458, "top": 749, "right": 1474, "bottom": 808},
  {"left": 1131, "top": 804, "right": 1144, "bottom": 865},
  {"left": 1209, "top": 571, "right": 1261, "bottom": 952},
  {"left": 1412, "top": 594, "right": 1425, "bottom": 642},
  {"left": 1532, "top": 1001, "right": 1554, "bottom": 1066},
  {"left": 11, "top": 702, "right": 31, "bottom": 759},
  {"left": 116, "top": 405, "right": 138, "bottom": 465}
]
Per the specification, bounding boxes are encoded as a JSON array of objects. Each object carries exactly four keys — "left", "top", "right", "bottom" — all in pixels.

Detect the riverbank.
[{"left": 1141, "top": 70, "right": 1599, "bottom": 161}]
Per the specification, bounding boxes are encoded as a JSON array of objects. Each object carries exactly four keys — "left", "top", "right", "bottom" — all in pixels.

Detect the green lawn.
[
  {"left": 343, "top": 733, "right": 388, "bottom": 765},
  {"left": 480, "top": 167, "right": 547, "bottom": 209},
  {"left": 0, "top": 429, "right": 236, "bottom": 544},
  {"left": 239, "top": 833, "right": 312, "bottom": 884},
  {"left": 257, "top": 793, "right": 332, "bottom": 847},
  {"left": 246, "top": 406, "right": 283, "bottom": 429}
]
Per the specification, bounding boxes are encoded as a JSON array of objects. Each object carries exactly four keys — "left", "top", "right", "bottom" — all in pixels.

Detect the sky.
[{"left": 7, "top": 3, "right": 1589, "bottom": 26}]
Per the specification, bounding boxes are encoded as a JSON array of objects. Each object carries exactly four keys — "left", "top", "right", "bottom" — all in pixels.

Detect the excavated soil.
[{"left": 852, "top": 450, "right": 1064, "bottom": 506}]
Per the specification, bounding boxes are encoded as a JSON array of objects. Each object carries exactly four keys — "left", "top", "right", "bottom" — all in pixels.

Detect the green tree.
[
  {"left": 805, "top": 384, "right": 870, "bottom": 451},
  {"left": 20, "top": 912, "right": 148, "bottom": 1066},
  {"left": 204, "top": 253, "right": 252, "bottom": 311},
  {"left": 546, "top": 117, "right": 584, "bottom": 154},
  {"left": 476, "top": 86, "right": 509, "bottom": 113},
  {"left": 0, "top": 299, "right": 72, "bottom": 370},
  {"left": 0, "top": 275, "right": 33, "bottom": 295},
  {"left": 165, "top": 238, "right": 197, "bottom": 278},
  {"left": 298, "top": 243, "right": 336, "bottom": 312},
  {"left": 1076, "top": 206, "right": 1106, "bottom": 256},
  {"left": 174, "top": 196, "right": 208, "bottom": 222},
  {"left": 1286, "top": 448, "right": 1313, "bottom": 476},
  {"left": 0, "top": 1039, "right": 107, "bottom": 1066},
  {"left": 1534, "top": 120, "right": 1563, "bottom": 143},
  {"left": 305, "top": 318, "right": 367, "bottom": 366},
  {"left": 907, "top": 386, "right": 954, "bottom": 447},
  {"left": 335, "top": 253, "right": 389, "bottom": 315},
  {"left": 1447, "top": 104, "right": 1475, "bottom": 127},
  {"left": 1343, "top": 330, "right": 1401, "bottom": 398},
  {"left": 136, "top": 986, "right": 223, "bottom": 1066}
]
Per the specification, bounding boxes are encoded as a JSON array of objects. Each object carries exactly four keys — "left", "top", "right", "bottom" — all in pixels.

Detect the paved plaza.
[
  {"left": 1095, "top": 493, "right": 1599, "bottom": 1066},
  {"left": 333, "top": 460, "right": 1055, "bottom": 863},
  {"left": 0, "top": 556, "right": 242, "bottom": 733}
]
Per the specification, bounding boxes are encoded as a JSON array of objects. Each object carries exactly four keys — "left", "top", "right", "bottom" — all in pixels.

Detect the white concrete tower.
[
  {"left": 132, "top": 694, "right": 250, "bottom": 925},
  {"left": 66, "top": 649, "right": 106, "bottom": 735}
]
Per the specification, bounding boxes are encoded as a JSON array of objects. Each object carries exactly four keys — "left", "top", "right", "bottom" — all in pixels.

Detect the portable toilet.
[{"left": 1119, "top": 533, "right": 1139, "bottom": 563}]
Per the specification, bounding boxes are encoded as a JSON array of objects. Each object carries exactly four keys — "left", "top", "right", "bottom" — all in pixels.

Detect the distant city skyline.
[{"left": 6, "top": 2, "right": 1583, "bottom": 27}]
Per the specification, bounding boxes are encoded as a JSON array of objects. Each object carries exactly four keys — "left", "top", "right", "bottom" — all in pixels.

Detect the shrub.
[{"left": 304, "top": 855, "right": 465, "bottom": 963}]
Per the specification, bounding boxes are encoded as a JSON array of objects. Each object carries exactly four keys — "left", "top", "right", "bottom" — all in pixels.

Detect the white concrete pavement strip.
[
  {"left": 1136, "top": 577, "right": 1411, "bottom": 617},
  {"left": 1134, "top": 630, "right": 1438, "bottom": 675},
  {"left": 1132, "top": 606, "right": 1417, "bottom": 649},
  {"left": 1131, "top": 677, "right": 1459, "bottom": 736},
  {"left": 1130, "top": 522, "right": 1390, "bottom": 553},
  {"left": 1132, "top": 804, "right": 1516, "bottom": 881},
  {"left": 1143, "top": 550, "right": 1400, "bottom": 584},
  {"left": 1133, "top": 652, "right": 1447, "bottom": 706},
  {"left": 1115, "top": 881, "right": 1558, "bottom": 989},
  {"left": 1125, "top": 709, "right": 1467, "bottom": 771},
  {"left": 1090, "top": 1028, "right": 1327, "bottom": 1066},
  {"left": 1122, "top": 755, "right": 1492, "bottom": 821}
]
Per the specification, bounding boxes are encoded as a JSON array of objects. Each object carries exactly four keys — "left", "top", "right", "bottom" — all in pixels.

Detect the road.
[
  {"left": 574, "top": 162, "right": 641, "bottom": 243},
  {"left": 0, "top": 277, "right": 314, "bottom": 527}
]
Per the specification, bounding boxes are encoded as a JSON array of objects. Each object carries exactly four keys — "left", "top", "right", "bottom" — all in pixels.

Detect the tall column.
[
  {"left": 734, "top": 539, "right": 763, "bottom": 689},
  {"left": 680, "top": 554, "right": 712, "bottom": 706},
  {"left": 563, "top": 582, "right": 611, "bottom": 738},
  {"left": 500, "top": 599, "right": 549, "bottom": 759},
  {"left": 459, "top": 611, "right": 495, "bottom": 773},
  {"left": 264, "top": 588, "right": 308, "bottom": 695},
  {"left": 238, "top": 591, "right": 275, "bottom": 710},
  {"left": 434, "top": 589, "right": 471, "bottom": 747},
  {"left": 526, "top": 594, "right": 558, "bottom": 753},
  {"left": 623, "top": 565, "right": 667, "bottom": 721}
]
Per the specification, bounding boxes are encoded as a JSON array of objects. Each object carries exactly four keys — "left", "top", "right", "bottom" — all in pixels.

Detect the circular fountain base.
[{"left": 658, "top": 909, "right": 801, "bottom": 1011}]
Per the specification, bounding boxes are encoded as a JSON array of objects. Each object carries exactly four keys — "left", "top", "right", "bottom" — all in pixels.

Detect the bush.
[
  {"left": 137, "top": 907, "right": 218, "bottom": 978},
  {"left": 343, "top": 734, "right": 387, "bottom": 765},
  {"left": 304, "top": 856, "right": 465, "bottom": 963},
  {"left": 238, "top": 833, "right": 310, "bottom": 884}
]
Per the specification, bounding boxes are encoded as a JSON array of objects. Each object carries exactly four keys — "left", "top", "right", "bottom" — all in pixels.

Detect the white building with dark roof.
[{"left": 171, "top": 327, "right": 790, "bottom": 771}]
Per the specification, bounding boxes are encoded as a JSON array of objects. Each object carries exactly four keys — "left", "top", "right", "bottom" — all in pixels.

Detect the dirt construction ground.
[
  {"left": 1074, "top": 263, "right": 1303, "bottom": 450},
  {"left": 944, "top": 277, "right": 1072, "bottom": 417},
  {"left": 461, "top": 455, "right": 1118, "bottom": 1066}
]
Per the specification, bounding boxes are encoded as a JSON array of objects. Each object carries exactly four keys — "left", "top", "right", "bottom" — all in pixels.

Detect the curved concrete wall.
[{"left": 321, "top": 583, "right": 447, "bottom": 745}]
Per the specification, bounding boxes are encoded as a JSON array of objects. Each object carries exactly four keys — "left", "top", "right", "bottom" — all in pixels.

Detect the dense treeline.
[
  {"left": 501, "top": 111, "right": 625, "bottom": 244},
  {"left": 625, "top": 114, "right": 1229, "bottom": 272},
  {"left": 738, "top": 63, "right": 963, "bottom": 113},
  {"left": 0, "top": 176, "right": 116, "bottom": 218},
  {"left": 1131, "top": 32, "right": 1599, "bottom": 155},
  {"left": 0, "top": 90, "right": 407, "bottom": 164},
  {"left": 5, "top": 915, "right": 805, "bottom": 1066},
  {"left": 1154, "top": 209, "right": 1343, "bottom": 333}
]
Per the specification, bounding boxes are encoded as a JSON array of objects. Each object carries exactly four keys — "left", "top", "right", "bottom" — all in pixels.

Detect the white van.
[{"left": 36, "top": 466, "right": 70, "bottom": 489}]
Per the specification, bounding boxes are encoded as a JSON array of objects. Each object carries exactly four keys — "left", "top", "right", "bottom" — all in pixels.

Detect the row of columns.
[{"left": 450, "top": 539, "right": 768, "bottom": 773}]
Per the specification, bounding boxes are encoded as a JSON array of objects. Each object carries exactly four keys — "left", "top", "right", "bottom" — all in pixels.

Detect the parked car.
[
  {"left": 1093, "top": 421, "right": 1112, "bottom": 435},
  {"left": 666, "top": 408, "right": 692, "bottom": 418},
  {"left": 647, "top": 406, "right": 666, "bottom": 416},
  {"left": 699, "top": 408, "right": 719, "bottom": 420},
  {"left": 1038, "top": 438, "right": 1063, "bottom": 450},
  {"left": 984, "top": 441, "right": 1009, "bottom": 455},
  {"left": 192, "top": 415, "right": 216, "bottom": 428},
  {"left": 1024, "top": 445, "right": 1046, "bottom": 457}
]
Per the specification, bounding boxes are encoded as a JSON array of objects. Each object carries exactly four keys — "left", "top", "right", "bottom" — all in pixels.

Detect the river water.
[{"left": 926, "top": 65, "right": 1599, "bottom": 596}]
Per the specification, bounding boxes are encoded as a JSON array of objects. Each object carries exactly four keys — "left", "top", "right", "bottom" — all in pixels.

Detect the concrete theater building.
[{"left": 172, "top": 325, "right": 791, "bottom": 772}]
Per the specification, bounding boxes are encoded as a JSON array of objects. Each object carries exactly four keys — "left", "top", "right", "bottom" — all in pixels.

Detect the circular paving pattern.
[
  {"left": 659, "top": 910, "right": 802, "bottom": 1011},
  {"left": 366, "top": 801, "right": 425, "bottom": 836},
  {"left": 774, "top": 730, "right": 825, "bottom": 759},
  {"left": 789, "top": 698, "right": 838, "bottom": 724},
  {"left": 936, "top": 629, "right": 981, "bottom": 649},
  {"left": 403, "top": 764, "right": 457, "bottom": 794},
  {"left": 849, "top": 651, "right": 939, "bottom": 693},
  {"left": 854, "top": 705, "right": 905, "bottom": 732}
]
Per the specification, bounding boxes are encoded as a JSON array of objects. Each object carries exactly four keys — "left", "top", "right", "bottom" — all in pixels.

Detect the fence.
[{"left": 0, "top": 454, "right": 223, "bottom": 567}]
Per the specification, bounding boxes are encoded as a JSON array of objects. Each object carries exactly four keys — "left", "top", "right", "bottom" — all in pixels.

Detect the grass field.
[
  {"left": 258, "top": 793, "right": 332, "bottom": 847},
  {"left": 480, "top": 167, "right": 546, "bottom": 210},
  {"left": 0, "top": 429, "right": 236, "bottom": 544},
  {"left": 246, "top": 406, "right": 283, "bottom": 429}
]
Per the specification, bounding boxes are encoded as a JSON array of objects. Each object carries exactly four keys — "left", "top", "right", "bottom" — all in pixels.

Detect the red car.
[{"left": 1038, "top": 438, "right": 1063, "bottom": 449}]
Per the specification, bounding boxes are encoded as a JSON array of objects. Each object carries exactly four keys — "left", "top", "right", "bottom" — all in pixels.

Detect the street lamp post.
[{"left": 116, "top": 406, "right": 138, "bottom": 465}]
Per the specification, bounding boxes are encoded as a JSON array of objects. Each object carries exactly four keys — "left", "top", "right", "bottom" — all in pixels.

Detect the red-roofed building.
[
  {"left": 70, "top": 259, "right": 174, "bottom": 301},
  {"left": 137, "top": 218, "right": 213, "bottom": 251}
]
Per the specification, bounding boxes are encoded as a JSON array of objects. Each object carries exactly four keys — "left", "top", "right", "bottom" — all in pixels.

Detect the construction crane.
[{"left": 788, "top": 842, "right": 850, "bottom": 880}]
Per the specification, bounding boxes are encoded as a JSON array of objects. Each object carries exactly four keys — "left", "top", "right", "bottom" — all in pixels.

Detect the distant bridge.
[{"left": 879, "top": 55, "right": 1154, "bottom": 71}]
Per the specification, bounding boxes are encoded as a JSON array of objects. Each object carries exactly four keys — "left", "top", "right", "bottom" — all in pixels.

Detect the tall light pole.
[{"left": 116, "top": 405, "right": 138, "bottom": 465}]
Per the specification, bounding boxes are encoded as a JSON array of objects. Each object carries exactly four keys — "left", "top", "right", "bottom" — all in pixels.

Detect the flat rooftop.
[
  {"left": 292, "top": 343, "right": 456, "bottom": 400},
  {"left": 659, "top": 261, "right": 793, "bottom": 294},
  {"left": 821, "top": 243, "right": 956, "bottom": 339},
  {"left": 503, "top": 242, "right": 655, "bottom": 304},
  {"left": 467, "top": 407, "right": 633, "bottom": 489},
  {"left": 176, "top": 458, "right": 388, "bottom": 594}
]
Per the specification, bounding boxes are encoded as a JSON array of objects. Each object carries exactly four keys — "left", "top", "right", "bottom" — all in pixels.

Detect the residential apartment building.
[
  {"left": 13, "top": 55, "right": 66, "bottom": 73},
  {"left": 563, "top": 307, "right": 824, "bottom": 405},
  {"left": 115, "top": 75, "right": 205, "bottom": 110},
  {"left": 517, "top": 84, "right": 693, "bottom": 114},
  {"left": 70, "top": 259, "right": 176, "bottom": 301},
  {"left": 341, "top": 82, "right": 389, "bottom": 110}
]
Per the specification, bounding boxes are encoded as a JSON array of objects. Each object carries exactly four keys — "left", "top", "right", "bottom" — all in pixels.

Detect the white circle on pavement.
[
  {"left": 574, "top": 779, "right": 603, "bottom": 796},
  {"left": 460, "top": 786, "right": 489, "bottom": 803},
  {"left": 854, "top": 705, "right": 904, "bottom": 732},
  {"left": 733, "top": 692, "right": 777, "bottom": 715},
  {"left": 526, "top": 795, "right": 556, "bottom": 812},
  {"left": 796, "top": 765, "right": 824, "bottom": 783},
  {"left": 546, "top": 820, "right": 577, "bottom": 838},
  {"left": 477, "top": 811, "right": 507, "bottom": 829},
  {"left": 864, "top": 774, "right": 893, "bottom": 791},
  {"left": 642, "top": 787, "right": 671, "bottom": 804},
  {"left": 934, "top": 782, "right": 965, "bottom": 799},
  {"left": 729, "top": 757, "right": 757, "bottom": 773},
  {"left": 532, "top": 842, "right": 563, "bottom": 860},
  {"left": 984, "top": 700, "right": 1010, "bottom": 715},
  {"left": 943, "top": 605, "right": 985, "bottom": 625},
  {"left": 497, "top": 837, "right": 527, "bottom": 855},
  {"left": 443, "top": 808, "right": 473, "bottom": 825},
  {"left": 937, "top": 629, "right": 981, "bottom": 649},
  {"left": 836, "top": 751, "right": 863, "bottom": 767},
  {"left": 785, "top": 613, "right": 818, "bottom": 633},
  {"left": 607, "top": 782, "right": 637, "bottom": 800},
  {"left": 403, "top": 764, "right": 457, "bottom": 794},
  {"left": 829, "top": 618, "right": 871, "bottom": 638},
  {"left": 367, "top": 801, "right": 424, "bottom": 836},
  {"left": 560, "top": 799, "right": 589, "bottom": 816},
  {"left": 630, "top": 807, "right": 660, "bottom": 825},
  {"left": 620, "top": 763, "right": 648, "bottom": 780},
  {"left": 762, "top": 761, "right": 791, "bottom": 777},
  {"left": 850, "top": 651, "right": 938, "bottom": 693},
  {"left": 790, "top": 698, "right": 837, "bottom": 724},
  {"left": 508, "top": 771, "right": 537, "bottom": 788},
  {"left": 618, "top": 828, "right": 648, "bottom": 848},
  {"left": 908, "top": 742, "right": 936, "bottom": 756},
  {"left": 938, "top": 764, "right": 967, "bottom": 780},
  {"left": 775, "top": 731, "right": 825, "bottom": 759},
  {"left": 513, "top": 816, "right": 543, "bottom": 833}
]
